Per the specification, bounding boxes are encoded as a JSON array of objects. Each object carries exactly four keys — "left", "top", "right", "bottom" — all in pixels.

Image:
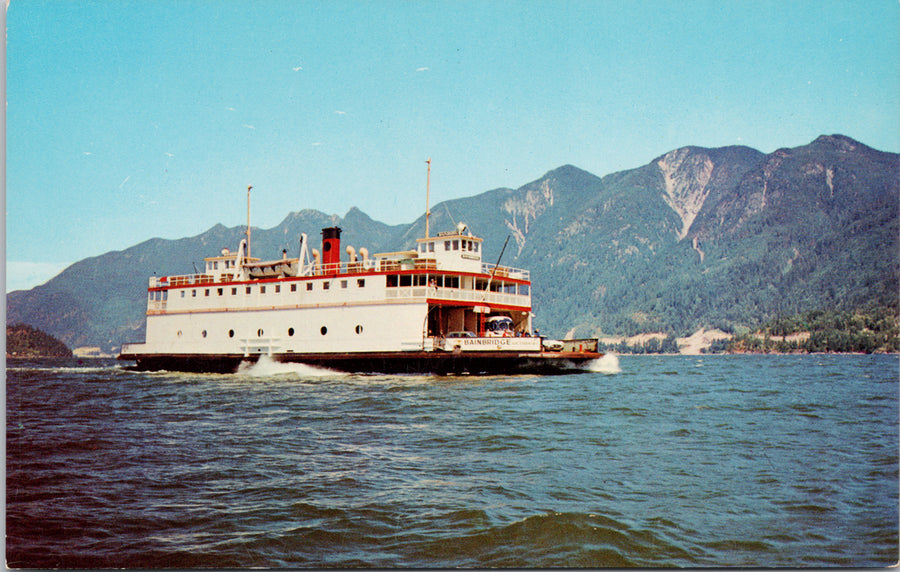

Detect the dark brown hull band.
[{"left": 118, "top": 351, "right": 603, "bottom": 375}]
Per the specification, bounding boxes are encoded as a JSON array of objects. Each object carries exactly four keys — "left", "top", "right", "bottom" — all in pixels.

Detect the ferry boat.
[{"left": 118, "top": 190, "right": 601, "bottom": 375}]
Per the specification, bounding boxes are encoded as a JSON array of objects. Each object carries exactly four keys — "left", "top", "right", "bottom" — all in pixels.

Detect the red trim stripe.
[{"left": 149, "top": 268, "right": 531, "bottom": 292}]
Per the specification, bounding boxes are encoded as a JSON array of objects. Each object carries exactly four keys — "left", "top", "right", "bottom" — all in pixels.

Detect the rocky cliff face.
[
  {"left": 503, "top": 179, "right": 554, "bottom": 254},
  {"left": 657, "top": 148, "right": 715, "bottom": 239}
]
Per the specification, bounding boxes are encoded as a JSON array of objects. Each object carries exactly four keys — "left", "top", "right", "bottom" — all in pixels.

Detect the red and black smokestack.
[{"left": 321, "top": 227, "right": 342, "bottom": 274}]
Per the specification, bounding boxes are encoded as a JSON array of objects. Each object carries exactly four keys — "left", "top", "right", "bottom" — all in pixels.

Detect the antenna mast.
[
  {"left": 424, "top": 158, "right": 431, "bottom": 239},
  {"left": 246, "top": 185, "right": 252, "bottom": 259}
]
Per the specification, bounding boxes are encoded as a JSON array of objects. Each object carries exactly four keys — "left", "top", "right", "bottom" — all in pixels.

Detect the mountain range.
[{"left": 7, "top": 134, "right": 899, "bottom": 353}]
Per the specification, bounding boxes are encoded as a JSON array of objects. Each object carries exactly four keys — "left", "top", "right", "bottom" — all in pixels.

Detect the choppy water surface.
[{"left": 7, "top": 354, "right": 898, "bottom": 567}]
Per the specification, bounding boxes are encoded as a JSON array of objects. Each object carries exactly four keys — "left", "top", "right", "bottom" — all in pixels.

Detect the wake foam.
[
  {"left": 584, "top": 353, "right": 621, "bottom": 374},
  {"left": 236, "top": 355, "right": 338, "bottom": 378}
]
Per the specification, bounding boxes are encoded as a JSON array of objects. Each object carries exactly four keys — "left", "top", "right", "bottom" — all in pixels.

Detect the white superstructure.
[{"left": 120, "top": 223, "right": 548, "bottom": 366}]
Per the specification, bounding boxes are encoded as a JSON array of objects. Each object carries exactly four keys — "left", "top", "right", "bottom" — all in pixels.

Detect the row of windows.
[
  {"left": 151, "top": 273, "right": 529, "bottom": 301},
  {"left": 383, "top": 274, "right": 528, "bottom": 295},
  {"left": 208, "top": 260, "right": 238, "bottom": 271},
  {"left": 158, "top": 278, "right": 368, "bottom": 300},
  {"left": 386, "top": 274, "right": 461, "bottom": 288},
  {"left": 175, "top": 324, "right": 365, "bottom": 339},
  {"left": 416, "top": 239, "right": 480, "bottom": 254}
]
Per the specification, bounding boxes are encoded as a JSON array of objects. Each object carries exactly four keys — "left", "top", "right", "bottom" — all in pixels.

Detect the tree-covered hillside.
[
  {"left": 7, "top": 323, "right": 73, "bottom": 357},
  {"left": 712, "top": 308, "right": 900, "bottom": 354}
]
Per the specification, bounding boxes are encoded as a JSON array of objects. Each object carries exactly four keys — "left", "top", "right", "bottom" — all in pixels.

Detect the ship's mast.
[
  {"left": 424, "top": 158, "right": 431, "bottom": 239},
  {"left": 246, "top": 185, "right": 252, "bottom": 259}
]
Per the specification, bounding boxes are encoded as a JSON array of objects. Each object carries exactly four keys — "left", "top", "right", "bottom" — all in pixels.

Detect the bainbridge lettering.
[{"left": 462, "top": 338, "right": 511, "bottom": 346}]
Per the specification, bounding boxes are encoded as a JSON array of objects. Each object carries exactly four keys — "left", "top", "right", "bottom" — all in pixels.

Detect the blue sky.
[{"left": 6, "top": 0, "right": 899, "bottom": 292}]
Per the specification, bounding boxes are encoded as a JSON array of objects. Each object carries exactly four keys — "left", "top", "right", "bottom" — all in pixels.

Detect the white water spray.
[
  {"left": 584, "top": 353, "right": 621, "bottom": 374},
  {"left": 236, "top": 354, "right": 338, "bottom": 378}
]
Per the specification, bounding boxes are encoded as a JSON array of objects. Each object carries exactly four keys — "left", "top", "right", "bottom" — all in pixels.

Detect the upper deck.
[
  {"left": 151, "top": 222, "right": 528, "bottom": 290},
  {"left": 145, "top": 224, "right": 531, "bottom": 316},
  {"left": 150, "top": 258, "right": 529, "bottom": 290}
]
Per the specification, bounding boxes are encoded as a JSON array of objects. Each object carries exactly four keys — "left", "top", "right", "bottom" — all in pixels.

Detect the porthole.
[
  {"left": 355, "top": 325, "right": 363, "bottom": 335},
  {"left": 258, "top": 328, "right": 264, "bottom": 337},
  {"left": 201, "top": 330, "right": 207, "bottom": 338},
  {"left": 177, "top": 330, "right": 183, "bottom": 338},
  {"left": 320, "top": 326, "right": 328, "bottom": 336},
  {"left": 288, "top": 327, "right": 295, "bottom": 337},
  {"left": 228, "top": 329, "right": 235, "bottom": 338}
]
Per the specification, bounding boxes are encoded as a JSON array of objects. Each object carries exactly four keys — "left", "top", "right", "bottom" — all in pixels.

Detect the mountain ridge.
[{"left": 8, "top": 134, "right": 898, "bottom": 351}]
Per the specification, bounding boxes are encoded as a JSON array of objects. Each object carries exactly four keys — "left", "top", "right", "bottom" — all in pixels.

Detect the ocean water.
[{"left": 6, "top": 354, "right": 898, "bottom": 568}]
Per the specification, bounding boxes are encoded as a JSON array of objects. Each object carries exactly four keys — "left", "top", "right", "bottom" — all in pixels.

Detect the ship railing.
[
  {"left": 481, "top": 263, "right": 529, "bottom": 281},
  {"left": 385, "top": 285, "right": 528, "bottom": 307},
  {"left": 377, "top": 259, "right": 438, "bottom": 273},
  {"left": 150, "top": 274, "right": 216, "bottom": 288},
  {"left": 151, "top": 259, "right": 512, "bottom": 286},
  {"left": 302, "top": 260, "right": 382, "bottom": 276}
]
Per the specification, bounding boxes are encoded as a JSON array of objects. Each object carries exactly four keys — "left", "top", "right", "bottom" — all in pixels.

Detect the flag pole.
[
  {"left": 424, "top": 159, "right": 431, "bottom": 239},
  {"left": 246, "top": 185, "right": 252, "bottom": 259}
]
